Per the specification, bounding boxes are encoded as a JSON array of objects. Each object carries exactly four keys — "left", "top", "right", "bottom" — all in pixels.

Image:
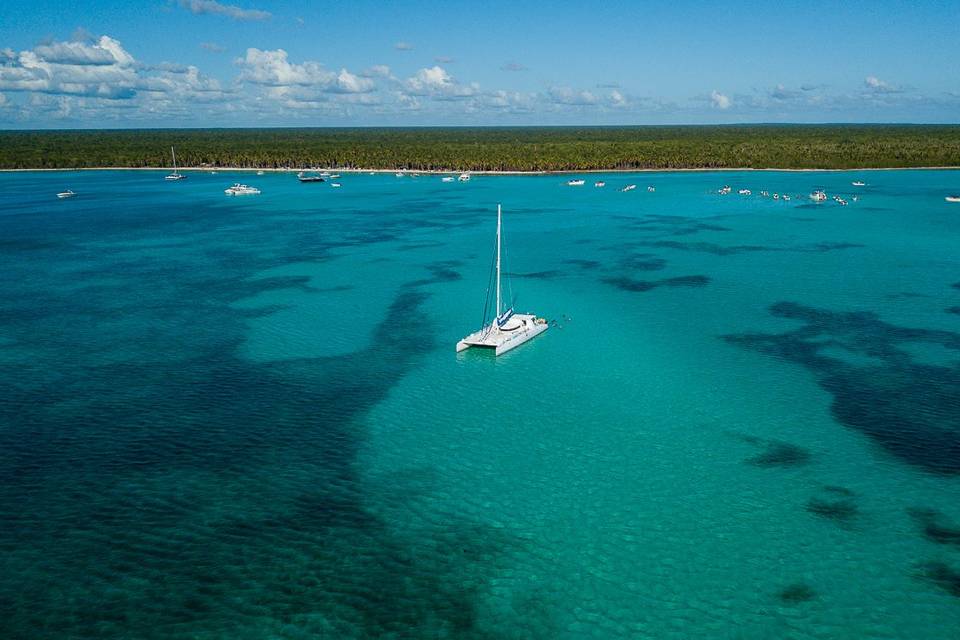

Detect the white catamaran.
[
  {"left": 457, "top": 205, "right": 549, "bottom": 356},
  {"left": 165, "top": 147, "right": 186, "bottom": 181}
]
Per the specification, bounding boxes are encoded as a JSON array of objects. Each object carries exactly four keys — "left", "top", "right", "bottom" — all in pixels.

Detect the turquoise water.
[{"left": 1, "top": 169, "right": 959, "bottom": 638}]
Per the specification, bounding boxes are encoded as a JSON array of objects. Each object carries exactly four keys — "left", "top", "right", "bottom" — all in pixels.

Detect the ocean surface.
[{"left": 1, "top": 169, "right": 959, "bottom": 639}]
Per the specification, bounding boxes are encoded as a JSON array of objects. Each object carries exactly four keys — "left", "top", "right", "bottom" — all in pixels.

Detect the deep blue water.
[{"left": 1, "top": 169, "right": 959, "bottom": 638}]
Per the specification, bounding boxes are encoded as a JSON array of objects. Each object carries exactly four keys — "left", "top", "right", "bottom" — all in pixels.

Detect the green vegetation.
[{"left": 1, "top": 125, "right": 959, "bottom": 171}]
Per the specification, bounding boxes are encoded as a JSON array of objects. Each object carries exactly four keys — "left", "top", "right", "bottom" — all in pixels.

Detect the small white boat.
[
  {"left": 224, "top": 183, "right": 261, "bottom": 195},
  {"left": 457, "top": 205, "right": 548, "bottom": 356},
  {"left": 760, "top": 190, "right": 769, "bottom": 197},
  {"left": 331, "top": 183, "right": 341, "bottom": 188},
  {"left": 837, "top": 198, "right": 848, "bottom": 206},
  {"left": 395, "top": 172, "right": 405, "bottom": 178},
  {"left": 773, "top": 193, "right": 780, "bottom": 200},
  {"left": 718, "top": 185, "right": 732, "bottom": 195},
  {"left": 330, "top": 174, "right": 340, "bottom": 179},
  {"left": 368, "top": 172, "right": 376, "bottom": 176},
  {"left": 783, "top": 194, "right": 791, "bottom": 201},
  {"left": 165, "top": 146, "right": 186, "bottom": 181},
  {"left": 458, "top": 173, "right": 471, "bottom": 182},
  {"left": 442, "top": 176, "right": 455, "bottom": 182},
  {"left": 810, "top": 190, "right": 827, "bottom": 202},
  {"left": 256, "top": 170, "right": 265, "bottom": 176},
  {"left": 594, "top": 181, "right": 606, "bottom": 187},
  {"left": 946, "top": 196, "right": 960, "bottom": 203},
  {"left": 622, "top": 184, "right": 637, "bottom": 192},
  {"left": 56, "top": 190, "right": 75, "bottom": 199},
  {"left": 567, "top": 179, "right": 585, "bottom": 186},
  {"left": 320, "top": 171, "right": 331, "bottom": 177},
  {"left": 738, "top": 189, "right": 751, "bottom": 195},
  {"left": 852, "top": 181, "right": 866, "bottom": 187},
  {"left": 647, "top": 186, "right": 655, "bottom": 192},
  {"left": 298, "top": 171, "right": 325, "bottom": 183}
]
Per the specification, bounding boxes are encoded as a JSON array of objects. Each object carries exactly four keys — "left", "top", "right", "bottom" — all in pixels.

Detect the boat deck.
[{"left": 457, "top": 313, "right": 548, "bottom": 356}]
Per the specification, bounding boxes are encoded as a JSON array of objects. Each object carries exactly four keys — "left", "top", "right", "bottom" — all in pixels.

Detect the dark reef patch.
[
  {"left": 907, "top": 508, "right": 960, "bottom": 548},
  {"left": 732, "top": 433, "right": 812, "bottom": 467},
  {"left": 806, "top": 496, "right": 858, "bottom": 524},
  {"left": 947, "top": 306, "right": 960, "bottom": 315},
  {"left": 405, "top": 260, "right": 463, "bottom": 287},
  {"left": 917, "top": 562, "right": 960, "bottom": 598},
  {"left": 724, "top": 302, "right": 960, "bottom": 475},
  {"left": 602, "top": 274, "right": 710, "bottom": 293},
  {"left": 618, "top": 254, "right": 667, "bottom": 272},
  {"left": 644, "top": 240, "right": 864, "bottom": 256},
  {"left": 0, "top": 195, "right": 526, "bottom": 638},
  {"left": 562, "top": 259, "right": 600, "bottom": 270},
  {"left": 778, "top": 583, "right": 817, "bottom": 604},
  {"left": 504, "top": 270, "right": 562, "bottom": 280},
  {"left": 618, "top": 215, "right": 730, "bottom": 237}
]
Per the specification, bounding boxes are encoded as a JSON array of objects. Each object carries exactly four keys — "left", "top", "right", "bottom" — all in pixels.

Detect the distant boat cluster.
[
  {"left": 49, "top": 156, "right": 960, "bottom": 204},
  {"left": 567, "top": 178, "right": 650, "bottom": 193},
  {"left": 715, "top": 181, "right": 876, "bottom": 206}
]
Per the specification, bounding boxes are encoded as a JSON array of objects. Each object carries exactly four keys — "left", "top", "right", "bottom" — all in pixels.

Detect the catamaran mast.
[
  {"left": 496, "top": 204, "right": 502, "bottom": 322},
  {"left": 171, "top": 146, "right": 177, "bottom": 174}
]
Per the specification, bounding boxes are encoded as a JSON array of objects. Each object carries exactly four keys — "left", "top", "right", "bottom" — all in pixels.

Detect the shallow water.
[{"left": 1, "top": 169, "right": 959, "bottom": 638}]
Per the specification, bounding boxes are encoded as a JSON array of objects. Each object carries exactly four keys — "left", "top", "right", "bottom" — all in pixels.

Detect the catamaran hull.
[{"left": 456, "top": 314, "right": 549, "bottom": 356}]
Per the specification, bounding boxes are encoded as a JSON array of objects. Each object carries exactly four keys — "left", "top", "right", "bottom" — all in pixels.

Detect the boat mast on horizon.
[
  {"left": 456, "top": 204, "right": 549, "bottom": 356},
  {"left": 165, "top": 146, "right": 186, "bottom": 181}
]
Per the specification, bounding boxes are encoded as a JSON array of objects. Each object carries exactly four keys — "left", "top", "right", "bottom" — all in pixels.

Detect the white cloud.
[
  {"left": 362, "top": 64, "right": 391, "bottom": 78},
  {"left": 330, "top": 68, "right": 375, "bottom": 94},
  {"left": 236, "top": 48, "right": 333, "bottom": 86},
  {"left": 0, "top": 36, "right": 139, "bottom": 99},
  {"left": 710, "top": 89, "right": 731, "bottom": 109},
  {"left": 609, "top": 89, "right": 628, "bottom": 108},
  {"left": 178, "top": 0, "right": 270, "bottom": 21},
  {"left": 394, "top": 41, "right": 414, "bottom": 51},
  {"left": 403, "top": 66, "right": 477, "bottom": 99},
  {"left": 864, "top": 75, "right": 902, "bottom": 93},
  {"left": 548, "top": 86, "right": 597, "bottom": 106},
  {"left": 33, "top": 41, "right": 117, "bottom": 66}
]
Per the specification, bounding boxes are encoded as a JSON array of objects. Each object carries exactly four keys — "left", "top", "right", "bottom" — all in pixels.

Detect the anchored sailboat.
[
  {"left": 456, "top": 204, "right": 549, "bottom": 356},
  {"left": 165, "top": 147, "right": 186, "bottom": 181}
]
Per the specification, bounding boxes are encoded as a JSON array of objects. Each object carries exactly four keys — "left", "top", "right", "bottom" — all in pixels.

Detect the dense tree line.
[{"left": 1, "top": 125, "right": 959, "bottom": 170}]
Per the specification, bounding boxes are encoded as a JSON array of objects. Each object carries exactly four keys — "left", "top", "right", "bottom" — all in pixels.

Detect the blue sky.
[{"left": 0, "top": 0, "right": 957, "bottom": 127}]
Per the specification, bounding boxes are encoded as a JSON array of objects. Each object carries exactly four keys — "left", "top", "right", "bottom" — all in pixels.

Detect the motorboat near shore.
[
  {"left": 946, "top": 196, "right": 960, "bottom": 203},
  {"left": 297, "top": 171, "right": 325, "bottom": 183},
  {"left": 567, "top": 179, "right": 585, "bottom": 186},
  {"left": 56, "top": 190, "right": 75, "bottom": 199},
  {"left": 457, "top": 204, "right": 548, "bottom": 356},
  {"left": 810, "top": 189, "right": 827, "bottom": 202},
  {"left": 225, "top": 183, "right": 260, "bottom": 195}
]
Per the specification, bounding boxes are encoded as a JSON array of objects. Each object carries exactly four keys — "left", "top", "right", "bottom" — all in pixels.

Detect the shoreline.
[{"left": 1, "top": 166, "right": 959, "bottom": 174}]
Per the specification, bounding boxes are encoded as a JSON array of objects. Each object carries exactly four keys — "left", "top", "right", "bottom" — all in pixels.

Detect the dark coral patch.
[
  {"left": 917, "top": 562, "right": 960, "bottom": 598},
  {"left": 907, "top": 508, "right": 960, "bottom": 548},
  {"left": 602, "top": 275, "right": 710, "bottom": 293},
  {"left": 733, "top": 433, "right": 812, "bottom": 467},
  {"left": 562, "top": 259, "right": 600, "bottom": 270},
  {"left": 806, "top": 497, "right": 858, "bottom": 523},
  {"left": 724, "top": 302, "right": 960, "bottom": 475},
  {"left": 778, "top": 583, "right": 817, "bottom": 603}
]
